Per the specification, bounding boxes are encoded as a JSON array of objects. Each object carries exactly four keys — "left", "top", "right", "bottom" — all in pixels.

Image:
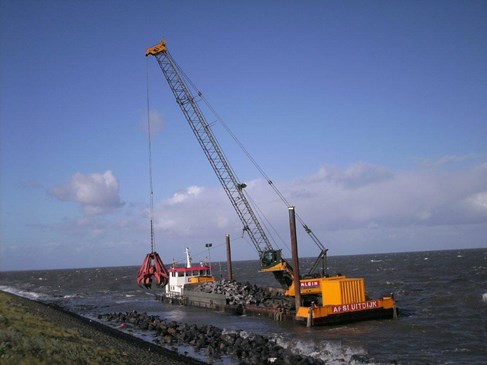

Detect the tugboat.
[{"left": 165, "top": 248, "right": 215, "bottom": 297}]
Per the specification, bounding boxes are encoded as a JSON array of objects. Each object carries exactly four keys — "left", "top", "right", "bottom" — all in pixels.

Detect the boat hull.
[{"left": 295, "top": 297, "right": 397, "bottom": 326}]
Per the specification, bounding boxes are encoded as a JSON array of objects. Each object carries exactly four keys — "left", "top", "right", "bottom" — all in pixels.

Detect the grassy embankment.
[{"left": 0, "top": 291, "right": 133, "bottom": 365}]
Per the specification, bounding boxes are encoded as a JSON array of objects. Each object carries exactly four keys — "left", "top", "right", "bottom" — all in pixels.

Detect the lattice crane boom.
[{"left": 146, "top": 40, "right": 275, "bottom": 258}]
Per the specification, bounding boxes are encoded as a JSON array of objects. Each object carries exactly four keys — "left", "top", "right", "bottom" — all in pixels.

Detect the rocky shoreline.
[
  {"left": 1, "top": 290, "right": 329, "bottom": 364},
  {"left": 1, "top": 288, "right": 376, "bottom": 364},
  {"left": 100, "top": 310, "right": 328, "bottom": 364}
]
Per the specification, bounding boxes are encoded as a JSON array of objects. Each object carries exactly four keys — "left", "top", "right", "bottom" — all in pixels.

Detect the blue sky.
[{"left": 1, "top": 1, "right": 486, "bottom": 271}]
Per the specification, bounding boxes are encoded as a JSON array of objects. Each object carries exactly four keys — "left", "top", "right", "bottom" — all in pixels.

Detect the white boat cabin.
[{"left": 167, "top": 247, "right": 215, "bottom": 296}]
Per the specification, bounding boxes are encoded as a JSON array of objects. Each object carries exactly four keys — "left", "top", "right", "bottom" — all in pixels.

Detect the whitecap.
[
  {"left": 272, "top": 336, "right": 374, "bottom": 365},
  {"left": 63, "top": 294, "right": 81, "bottom": 299},
  {"left": 482, "top": 293, "right": 487, "bottom": 303},
  {"left": 0, "top": 286, "right": 48, "bottom": 301},
  {"left": 239, "top": 330, "right": 250, "bottom": 339}
]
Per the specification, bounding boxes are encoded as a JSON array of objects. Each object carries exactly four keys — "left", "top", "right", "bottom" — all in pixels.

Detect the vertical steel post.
[
  {"left": 307, "top": 305, "right": 313, "bottom": 327},
  {"left": 289, "top": 206, "right": 301, "bottom": 311},
  {"left": 205, "top": 243, "right": 213, "bottom": 275},
  {"left": 226, "top": 234, "right": 233, "bottom": 281}
]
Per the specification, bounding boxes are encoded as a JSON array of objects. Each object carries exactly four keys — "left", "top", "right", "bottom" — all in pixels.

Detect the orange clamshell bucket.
[{"left": 136, "top": 252, "right": 169, "bottom": 289}]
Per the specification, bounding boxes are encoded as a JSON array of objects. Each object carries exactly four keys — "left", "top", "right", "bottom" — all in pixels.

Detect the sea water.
[{"left": 1, "top": 249, "right": 486, "bottom": 364}]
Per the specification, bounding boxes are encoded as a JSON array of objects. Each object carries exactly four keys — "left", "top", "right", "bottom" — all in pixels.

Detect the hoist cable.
[
  {"left": 245, "top": 192, "right": 293, "bottom": 257},
  {"left": 146, "top": 58, "right": 156, "bottom": 253}
]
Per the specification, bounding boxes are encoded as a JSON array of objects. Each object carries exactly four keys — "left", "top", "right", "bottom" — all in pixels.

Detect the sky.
[{"left": 1, "top": 1, "right": 486, "bottom": 271}]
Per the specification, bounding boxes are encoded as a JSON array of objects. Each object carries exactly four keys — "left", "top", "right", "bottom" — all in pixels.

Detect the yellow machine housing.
[
  {"left": 260, "top": 258, "right": 368, "bottom": 304},
  {"left": 285, "top": 275, "right": 366, "bottom": 304},
  {"left": 257, "top": 251, "right": 396, "bottom": 325},
  {"left": 188, "top": 276, "right": 215, "bottom": 285},
  {"left": 146, "top": 40, "right": 167, "bottom": 56}
]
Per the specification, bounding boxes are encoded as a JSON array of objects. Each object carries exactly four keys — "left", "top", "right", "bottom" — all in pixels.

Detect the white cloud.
[
  {"left": 422, "top": 154, "right": 478, "bottom": 167},
  {"left": 50, "top": 170, "right": 123, "bottom": 215},
  {"left": 152, "top": 185, "right": 234, "bottom": 237},
  {"left": 311, "top": 163, "right": 393, "bottom": 188},
  {"left": 289, "top": 163, "right": 487, "bottom": 230},
  {"left": 34, "top": 161, "right": 486, "bottom": 269},
  {"left": 467, "top": 191, "right": 487, "bottom": 211},
  {"left": 144, "top": 161, "right": 487, "bottom": 258},
  {"left": 167, "top": 185, "right": 204, "bottom": 205}
]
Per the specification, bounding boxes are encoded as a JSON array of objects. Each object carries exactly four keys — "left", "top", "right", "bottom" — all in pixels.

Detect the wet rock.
[
  {"left": 350, "top": 354, "right": 370, "bottom": 363},
  {"left": 221, "top": 332, "right": 236, "bottom": 345},
  {"left": 194, "top": 279, "right": 291, "bottom": 308},
  {"left": 100, "top": 310, "right": 325, "bottom": 364}
]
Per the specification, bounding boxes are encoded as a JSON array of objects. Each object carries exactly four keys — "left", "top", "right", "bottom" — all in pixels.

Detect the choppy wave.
[
  {"left": 274, "top": 335, "right": 381, "bottom": 365},
  {"left": 0, "top": 285, "right": 50, "bottom": 301}
]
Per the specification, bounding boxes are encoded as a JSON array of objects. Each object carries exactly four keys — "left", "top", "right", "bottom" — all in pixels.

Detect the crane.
[
  {"left": 145, "top": 40, "right": 299, "bottom": 288},
  {"left": 144, "top": 40, "right": 398, "bottom": 324}
]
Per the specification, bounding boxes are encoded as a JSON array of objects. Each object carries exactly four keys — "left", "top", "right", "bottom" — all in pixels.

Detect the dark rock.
[
  {"left": 221, "top": 333, "right": 236, "bottom": 345},
  {"left": 350, "top": 354, "right": 370, "bottom": 363},
  {"left": 218, "top": 342, "right": 227, "bottom": 352},
  {"left": 99, "top": 309, "right": 324, "bottom": 365}
]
